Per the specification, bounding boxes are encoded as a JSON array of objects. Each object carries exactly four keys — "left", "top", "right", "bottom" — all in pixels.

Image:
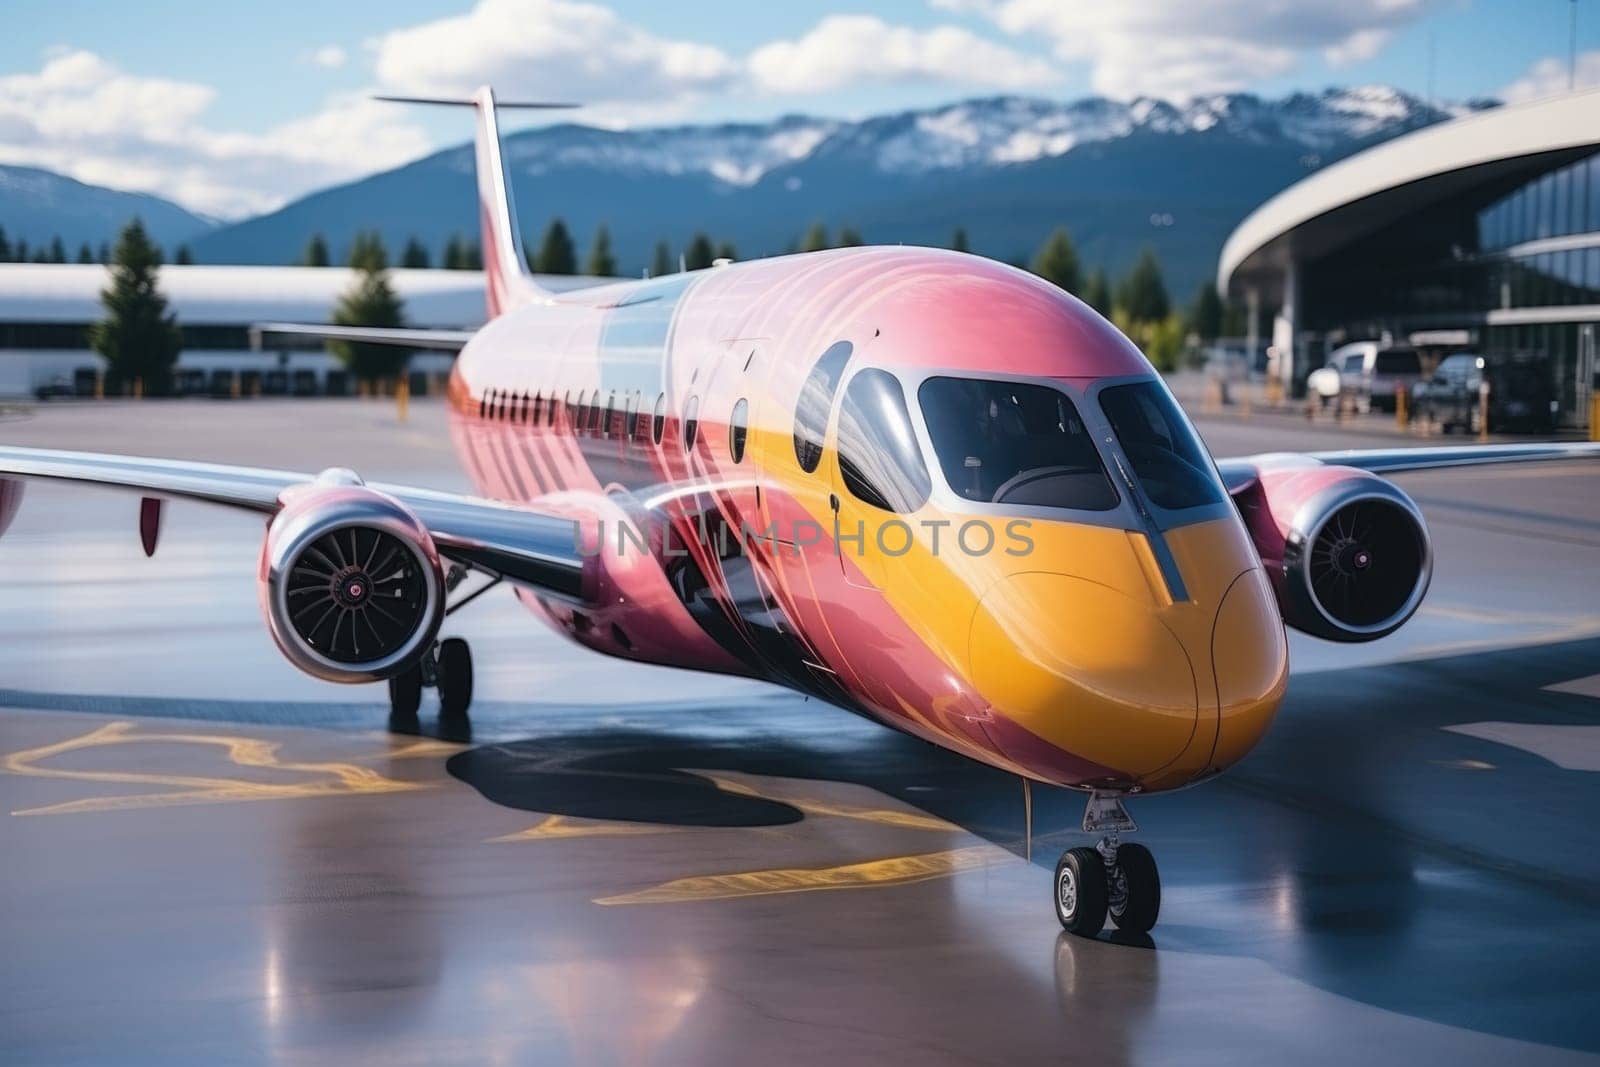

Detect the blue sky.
[{"left": 2, "top": 0, "right": 1596, "bottom": 217}]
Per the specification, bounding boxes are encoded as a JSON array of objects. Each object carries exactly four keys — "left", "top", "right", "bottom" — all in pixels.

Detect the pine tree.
[
  {"left": 1081, "top": 268, "right": 1111, "bottom": 317},
  {"left": 1030, "top": 228, "right": 1081, "bottom": 294},
  {"left": 400, "top": 237, "right": 430, "bottom": 269},
  {"left": 650, "top": 241, "right": 672, "bottom": 278},
  {"left": 837, "top": 226, "right": 863, "bottom": 247},
  {"left": 584, "top": 225, "right": 616, "bottom": 276},
  {"left": 331, "top": 232, "right": 407, "bottom": 386},
  {"left": 463, "top": 239, "right": 482, "bottom": 270},
  {"left": 533, "top": 219, "right": 576, "bottom": 274},
  {"left": 1189, "top": 281, "right": 1224, "bottom": 342},
  {"left": 301, "top": 232, "right": 330, "bottom": 267},
  {"left": 32, "top": 246, "right": 50, "bottom": 263},
  {"left": 97, "top": 242, "right": 109, "bottom": 264},
  {"left": 90, "top": 219, "right": 181, "bottom": 396},
  {"left": 14, "top": 239, "right": 29, "bottom": 263},
  {"left": 715, "top": 240, "right": 737, "bottom": 262},
  {"left": 683, "top": 232, "right": 715, "bottom": 271},
  {"left": 443, "top": 234, "right": 464, "bottom": 270},
  {"left": 174, "top": 244, "right": 193, "bottom": 265},
  {"left": 76, "top": 242, "right": 95, "bottom": 264},
  {"left": 1118, "top": 247, "right": 1170, "bottom": 323},
  {"left": 951, "top": 227, "right": 969, "bottom": 253},
  {"left": 0, "top": 226, "right": 10, "bottom": 261},
  {"left": 799, "top": 223, "right": 830, "bottom": 252},
  {"left": 49, "top": 236, "right": 67, "bottom": 263}
]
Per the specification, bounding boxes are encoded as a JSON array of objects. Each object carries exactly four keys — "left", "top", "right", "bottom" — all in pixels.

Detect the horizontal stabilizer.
[
  {"left": 249, "top": 322, "right": 476, "bottom": 352},
  {"left": 373, "top": 94, "right": 578, "bottom": 110}
]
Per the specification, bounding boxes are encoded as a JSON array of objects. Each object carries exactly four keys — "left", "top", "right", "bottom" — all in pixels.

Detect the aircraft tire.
[
  {"left": 387, "top": 662, "right": 423, "bottom": 730},
  {"left": 1055, "top": 847, "right": 1107, "bottom": 937},
  {"left": 1108, "top": 843, "right": 1161, "bottom": 933},
  {"left": 437, "top": 637, "right": 474, "bottom": 721}
]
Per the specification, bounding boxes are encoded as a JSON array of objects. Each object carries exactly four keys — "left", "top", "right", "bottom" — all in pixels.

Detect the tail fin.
[{"left": 377, "top": 89, "right": 577, "bottom": 318}]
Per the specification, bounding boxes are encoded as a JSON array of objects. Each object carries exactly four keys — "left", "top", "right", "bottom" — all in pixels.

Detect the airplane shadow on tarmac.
[{"left": 6, "top": 637, "right": 1600, "bottom": 1052}]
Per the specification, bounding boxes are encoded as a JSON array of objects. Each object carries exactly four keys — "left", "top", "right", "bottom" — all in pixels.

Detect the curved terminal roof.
[
  {"left": 0, "top": 264, "right": 606, "bottom": 327},
  {"left": 1219, "top": 88, "right": 1600, "bottom": 299}
]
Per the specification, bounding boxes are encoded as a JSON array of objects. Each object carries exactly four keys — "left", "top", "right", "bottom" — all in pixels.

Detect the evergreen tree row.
[{"left": 0, "top": 225, "right": 190, "bottom": 266}]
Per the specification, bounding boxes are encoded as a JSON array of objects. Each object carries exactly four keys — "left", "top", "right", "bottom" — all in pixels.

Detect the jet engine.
[
  {"left": 1241, "top": 464, "right": 1432, "bottom": 643},
  {"left": 260, "top": 471, "right": 445, "bottom": 682}
]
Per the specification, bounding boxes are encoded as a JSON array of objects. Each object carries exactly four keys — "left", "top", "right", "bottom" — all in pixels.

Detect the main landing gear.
[
  {"left": 1053, "top": 793, "right": 1161, "bottom": 937},
  {"left": 388, "top": 564, "right": 489, "bottom": 739}
]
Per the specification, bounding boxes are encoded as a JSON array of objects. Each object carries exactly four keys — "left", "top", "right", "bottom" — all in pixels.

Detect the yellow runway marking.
[
  {"left": 697, "top": 771, "right": 958, "bottom": 832},
  {"left": 4, "top": 721, "right": 427, "bottom": 816},
  {"left": 594, "top": 844, "right": 1006, "bottom": 905},
  {"left": 489, "top": 813, "right": 687, "bottom": 842}
]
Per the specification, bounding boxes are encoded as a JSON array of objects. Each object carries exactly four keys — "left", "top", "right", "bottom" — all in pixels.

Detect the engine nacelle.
[
  {"left": 1239, "top": 463, "right": 1432, "bottom": 642},
  {"left": 260, "top": 470, "right": 445, "bottom": 682}
]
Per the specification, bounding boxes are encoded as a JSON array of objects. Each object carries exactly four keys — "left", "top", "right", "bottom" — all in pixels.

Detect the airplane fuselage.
[{"left": 447, "top": 246, "right": 1288, "bottom": 794}]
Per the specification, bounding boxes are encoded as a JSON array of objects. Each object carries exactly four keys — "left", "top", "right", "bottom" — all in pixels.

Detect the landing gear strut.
[
  {"left": 1054, "top": 792, "right": 1161, "bottom": 937},
  {"left": 387, "top": 564, "right": 483, "bottom": 736},
  {"left": 387, "top": 637, "right": 475, "bottom": 736}
]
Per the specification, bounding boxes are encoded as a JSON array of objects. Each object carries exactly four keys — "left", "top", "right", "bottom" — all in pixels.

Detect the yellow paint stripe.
[
  {"left": 593, "top": 844, "right": 1005, "bottom": 905},
  {"left": 488, "top": 813, "right": 686, "bottom": 842},
  {"left": 4, "top": 721, "right": 426, "bottom": 816},
  {"left": 697, "top": 772, "right": 957, "bottom": 832}
]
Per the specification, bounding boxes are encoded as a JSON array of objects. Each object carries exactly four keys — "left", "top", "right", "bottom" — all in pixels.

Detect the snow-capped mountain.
[{"left": 187, "top": 86, "right": 1489, "bottom": 296}]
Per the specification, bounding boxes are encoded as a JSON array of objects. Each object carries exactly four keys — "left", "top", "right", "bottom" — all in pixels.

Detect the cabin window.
[
  {"left": 683, "top": 395, "right": 700, "bottom": 451},
  {"left": 478, "top": 391, "right": 487, "bottom": 419},
  {"left": 793, "top": 340, "right": 853, "bottom": 473},
  {"left": 604, "top": 392, "right": 617, "bottom": 437},
  {"left": 624, "top": 392, "right": 639, "bottom": 440},
  {"left": 575, "top": 390, "right": 588, "bottom": 433},
  {"left": 837, "top": 370, "right": 930, "bottom": 513},
  {"left": 532, "top": 391, "right": 543, "bottom": 423},
  {"left": 918, "top": 377, "right": 1118, "bottom": 511},
  {"left": 652, "top": 393, "right": 666, "bottom": 445},
  {"left": 729, "top": 398, "right": 749, "bottom": 463}
]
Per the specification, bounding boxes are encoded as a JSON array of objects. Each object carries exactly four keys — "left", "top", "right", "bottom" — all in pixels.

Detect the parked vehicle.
[
  {"left": 32, "top": 377, "right": 73, "bottom": 401},
  {"left": 1419, "top": 352, "right": 1556, "bottom": 434},
  {"left": 1322, "top": 341, "right": 1423, "bottom": 412}
]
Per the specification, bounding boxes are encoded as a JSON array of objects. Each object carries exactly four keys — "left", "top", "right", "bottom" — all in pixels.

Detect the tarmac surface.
[{"left": 1, "top": 397, "right": 1599, "bottom": 1065}]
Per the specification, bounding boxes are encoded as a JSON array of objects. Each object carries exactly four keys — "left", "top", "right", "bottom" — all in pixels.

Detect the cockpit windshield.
[
  {"left": 1097, "top": 381, "right": 1222, "bottom": 511},
  {"left": 917, "top": 376, "right": 1119, "bottom": 511}
]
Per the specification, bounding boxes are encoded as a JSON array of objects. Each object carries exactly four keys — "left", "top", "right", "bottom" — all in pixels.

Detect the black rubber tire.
[
  {"left": 387, "top": 662, "right": 423, "bottom": 720},
  {"left": 437, "top": 637, "right": 473, "bottom": 720},
  {"left": 1054, "top": 847, "right": 1107, "bottom": 937},
  {"left": 1108, "top": 843, "right": 1161, "bottom": 933}
]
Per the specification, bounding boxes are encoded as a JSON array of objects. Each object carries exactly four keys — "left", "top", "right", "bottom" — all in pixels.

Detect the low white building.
[{"left": 0, "top": 264, "right": 600, "bottom": 397}]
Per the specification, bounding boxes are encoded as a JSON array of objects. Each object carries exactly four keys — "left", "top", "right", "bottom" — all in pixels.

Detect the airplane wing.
[
  {"left": 0, "top": 446, "right": 583, "bottom": 599},
  {"left": 1216, "top": 442, "right": 1600, "bottom": 492},
  {"left": 249, "top": 323, "right": 477, "bottom": 351}
]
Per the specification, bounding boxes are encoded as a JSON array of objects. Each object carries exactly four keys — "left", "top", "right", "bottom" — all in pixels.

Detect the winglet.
[{"left": 377, "top": 89, "right": 580, "bottom": 319}]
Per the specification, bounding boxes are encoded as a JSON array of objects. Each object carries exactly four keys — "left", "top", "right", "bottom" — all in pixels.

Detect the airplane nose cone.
[
  {"left": 1209, "top": 567, "right": 1289, "bottom": 770},
  {"left": 969, "top": 573, "right": 1199, "bottom": 783}
]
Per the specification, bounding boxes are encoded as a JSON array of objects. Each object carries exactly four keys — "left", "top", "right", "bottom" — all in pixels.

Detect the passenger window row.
[{"left": 476, "top": 385, "right": 749, "bottom": 463}]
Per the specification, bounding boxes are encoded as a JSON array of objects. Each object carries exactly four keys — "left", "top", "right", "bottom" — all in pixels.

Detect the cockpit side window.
[
  {"left": 793, "top": 340, "right": 854, "bottom": 473},
  {"left": 1098, "top": 381, "right": 1222, "bottom": 511},
  {"left": 918, "top": 377, "right": 1118, "bottom": 511},
  {"left": 837, "top": 369, "right": 931, "bottom": 513}
]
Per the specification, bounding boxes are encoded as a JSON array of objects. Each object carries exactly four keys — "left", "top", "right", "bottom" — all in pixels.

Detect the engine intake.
[
  {"left": 261, "top": 471, "right": 444, "bottom": 682},
  {"left": 1279, "top": 474, "right": 1432, "bottom": 642}
]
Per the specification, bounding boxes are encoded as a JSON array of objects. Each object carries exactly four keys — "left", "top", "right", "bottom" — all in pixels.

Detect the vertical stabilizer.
[{"left": 377, "top": 89, "right": 578, "bottom": 318}]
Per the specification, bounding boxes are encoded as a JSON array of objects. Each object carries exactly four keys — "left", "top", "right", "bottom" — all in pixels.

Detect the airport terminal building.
[
  {"left": 1220, "top": 89, "right": 1600, "bottom": 430},
  {"left": 0, "top": 264, "right": 599, "bottom": 397}
]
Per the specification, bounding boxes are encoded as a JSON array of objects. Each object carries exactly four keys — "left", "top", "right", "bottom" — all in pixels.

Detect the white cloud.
[
  {"left": 1499, "top": 49, "right": 1600, "bottom": 103},
  {"left": 952, "top": 0, "right": 1435, "bottom": 99},
  {"left": 748, "top": 14, "right": 1059, "bottom": 94},
  {"left": 372, "top": 0, "right": 738, "bottom": 119},
  {"left": 0, "top": 50, "right": 429, "bottom": 218},
  {"left": 308, "top": 45, "right": 348, "bottom": 70}
]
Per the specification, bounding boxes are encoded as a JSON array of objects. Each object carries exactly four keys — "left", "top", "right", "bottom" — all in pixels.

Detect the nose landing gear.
[{"left": 1053, "top": 793, "right": 1161, "bottom": 937}]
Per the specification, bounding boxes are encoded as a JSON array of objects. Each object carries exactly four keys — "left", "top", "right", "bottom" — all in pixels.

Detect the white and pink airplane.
[{"left": 2, "top": 89, "right": 1595, "bottom": 935}]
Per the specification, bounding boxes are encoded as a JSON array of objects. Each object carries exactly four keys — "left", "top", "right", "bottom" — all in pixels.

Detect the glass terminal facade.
[{"left": 1299, "top": 151, "right": 1600, "bottom": 428}]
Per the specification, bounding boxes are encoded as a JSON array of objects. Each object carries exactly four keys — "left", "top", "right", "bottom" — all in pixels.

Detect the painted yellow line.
[
  {"left": 593, "top": 844, "right": 1006, "bottom": 905},
  {"left": 697, "top": 771, "right": 958, "bottom": 832},
  {"left": 4, "top": 721, "right": 426, "bottom": 816},
  {"left": 489, "top": 813, "right": 687, "bottom": 842}
]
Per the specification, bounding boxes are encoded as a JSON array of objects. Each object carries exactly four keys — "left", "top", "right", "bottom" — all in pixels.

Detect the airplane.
[{"left": 2, "top": 87, "right": 1597, "bottom": 938}]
